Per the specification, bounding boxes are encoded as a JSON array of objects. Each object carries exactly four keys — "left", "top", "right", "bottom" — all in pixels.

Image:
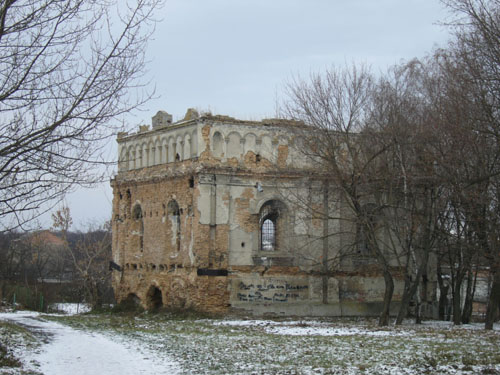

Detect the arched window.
[
  {"left": 167, "top": 200, "right": 180, "bottom": 216},
  {"left": 355, "top": 203, "right": 378, "bottom": 262},
  {"left": 131, "top": 203, "right": 144, "bottom": 252},
  {"left": 167, "top": 200, "right": 181, "bottom": 252},
  {"left": 261, "top": 218, "right": 276, "bottom": 251},
  {"left": 132, "top": 204, "right": 143, "bottom": 220},
  {"left": 259, "top": 200, "right": 286, "bottom": 252}
]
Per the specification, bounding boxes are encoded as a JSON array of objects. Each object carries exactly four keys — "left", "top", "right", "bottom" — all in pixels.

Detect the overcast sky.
[{"left": 45, "top": 0, "right": 453, "bottom": 230}]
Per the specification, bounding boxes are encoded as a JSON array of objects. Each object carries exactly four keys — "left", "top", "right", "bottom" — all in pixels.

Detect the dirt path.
[{"left": 0, "top": 311, "right": 180, "bottom": 375}]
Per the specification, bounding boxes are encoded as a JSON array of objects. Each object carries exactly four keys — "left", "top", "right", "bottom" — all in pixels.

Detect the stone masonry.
[{"left": 110, "top": 109, "right": 438, "bottom": 316}]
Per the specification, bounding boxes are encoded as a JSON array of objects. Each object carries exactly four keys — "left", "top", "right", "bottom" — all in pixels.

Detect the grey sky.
[{"left": 49, "top": 0, "right": 452, "bottom": 229}]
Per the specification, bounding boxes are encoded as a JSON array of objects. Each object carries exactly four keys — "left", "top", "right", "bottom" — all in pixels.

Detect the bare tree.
[
  {"left": 0, "top": 0, "right": 163, "bottom": 231},
  {"left": 0, "top": 231, "right": 23, "bottom": 300},
  {"left": 70, "top": 222, "right": 112, "bottom": 309},
  {"left": 370, "top": 60, "right": 443, "bottom": 325},
  {"left": 52, "top": 206, "right": 111, "bottom": 309},
  {"left": 440, "top": 0, "right": 500, "bottom": 329},
  {"left": 282, "top": 65, "right": 403, "bottom": 326}
]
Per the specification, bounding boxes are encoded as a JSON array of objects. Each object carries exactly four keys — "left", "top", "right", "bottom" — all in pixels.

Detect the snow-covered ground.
[
  {"left": 215, "top": 318, "right": 500, "bottom": 336},
  {"left": 0, "top": 311, "right": 180, "bottom": 375},
  {"left": 1, "top": 309, "right": 499, "bottom": 374}
]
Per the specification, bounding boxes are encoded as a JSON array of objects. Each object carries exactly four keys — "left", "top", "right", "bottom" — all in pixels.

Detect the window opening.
[
  {"left": 259, "top": 200, "right": 286, "bottom": 252},
  {"left": 261, "top": 219, "right": 276, "bottom": 251},
  {"left": 132, "top": 204, "right": 142, "bottom": 220},
  {"left": 354, "top": 203, "right": 379, "bottom": 266},
  {"left": 356, "top": 224, "right": 370, "bottom": 255},
  {"left": 167, "top": 200, "right": 181, "bottom": 252},
  {"left": 132, "top": 204, "right": 144, "bottom": 252}
]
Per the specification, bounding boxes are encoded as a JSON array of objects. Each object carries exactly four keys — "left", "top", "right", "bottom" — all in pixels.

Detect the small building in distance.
[{"left": 110, "top": 109, "right": 437, "bottom": 316}]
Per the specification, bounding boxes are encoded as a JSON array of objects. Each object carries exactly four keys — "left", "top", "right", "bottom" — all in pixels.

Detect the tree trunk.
[
  {"left": 461, "top": 265, "right": 477, "bottom": 324},
  {"left": 379, "top": 267, "right": 394, "bottom": 326},
  {"left": 485, "top": 268, "right": 500, "bottom": 330},
  {"left": 452, "top": 273, "right": 464, "bottom": 325},
  {"left": 396, "top": 258, "right": 429, "bottom": 325},
  {"left": 415, "top": 299, "right": 422, "bottom": 324},
  {"left": 395, "top": 275, "right": 412, "bottom": 325},
  {"left": 437, "top": 263, "right": 450, "bottom": 320},
  {"left": 91, "top": 281, "right": 103, "bottom": 310}
]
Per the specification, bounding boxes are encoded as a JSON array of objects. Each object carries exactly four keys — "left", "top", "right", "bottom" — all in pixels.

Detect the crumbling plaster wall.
[
  {"left": 111, "top": 113, "right": 435, "bottom": 316},
  {"left": 111, "top": 173, "right": 229, "bottom": 313}
]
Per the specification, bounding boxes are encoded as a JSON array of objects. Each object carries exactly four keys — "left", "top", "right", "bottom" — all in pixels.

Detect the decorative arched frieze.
[
  {"left": 183, "top": 133, "right": 191, "bottom": 160},
  {"left": 168, "top": 137, "right": 175, "bottom": 162},
  {"left": 191, "top": 129, "right": 198, "bottom": 158},
  {"left": 244, "top": 133, "right": 257, "bottom": 155},
  {"left": 212, "top": 131, "right": 224, "bottom": 158},
  {"left": 226, "top": 131, "right": 242, "bottom": 159}
]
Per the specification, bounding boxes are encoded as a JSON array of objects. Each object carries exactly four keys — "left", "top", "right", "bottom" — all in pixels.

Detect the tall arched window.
[
  {"left": 261, "top": 218, "right": 276, "bottom": 251},
  {"left": 132, "top": 203, "right": 144, "bottom": 252},
  {"left": 167, "top": 200, "right": 181, "bottom": 252},
  {"left": 259, "top": 200, "right": 286, "bottom": 252},
  {"left": 355, "top": 203, "right": 378, "bottom": 265}
]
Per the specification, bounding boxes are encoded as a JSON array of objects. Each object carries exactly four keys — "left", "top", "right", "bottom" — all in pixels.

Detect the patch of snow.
[
  {"left": 215, "top": 320, "right": 409, "bottom": 336},
  {"left": 265, "top": 325, "right": 407, "bottom": 336},
  {"left": 402, "top": 319, "right": 500, "bottom": 331},
  {"left": 49, "top": 303, "right": 91, "bottom": 315},
  {"left": 0, "top": 311, "right": 180, "bottom": 375}
]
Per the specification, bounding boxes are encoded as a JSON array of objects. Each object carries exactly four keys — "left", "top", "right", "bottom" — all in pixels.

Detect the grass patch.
[
  {"left": 0, "top": 342, "right": 21, "bottom": 368},
  {"left": 0, "top": 320, "right": 39, "bottom": 373},
  {"left": 33, "top": 314, "right": 500, "bottom": 374}
]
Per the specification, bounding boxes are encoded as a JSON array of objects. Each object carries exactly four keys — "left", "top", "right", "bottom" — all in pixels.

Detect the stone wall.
[
  {"left": 111, "top": 110, "right": 437, "bottom": 316},
  {"left": 111, "top": 172, "right": 230, "bottom": 313}
]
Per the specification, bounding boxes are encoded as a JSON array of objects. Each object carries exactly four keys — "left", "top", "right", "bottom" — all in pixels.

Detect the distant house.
[{"left": 13, "top": 230, "right": 67, "bottom": 282}]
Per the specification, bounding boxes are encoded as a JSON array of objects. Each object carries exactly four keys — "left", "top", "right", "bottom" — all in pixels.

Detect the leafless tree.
[
  {"left": 70, "top": 222, "right": 112, "bottom": 309},
  {"left": 439, "top": 0, "right": 500, "bottom": 329},
  {"left": 52, "top": 206, "right": 111, "bottom": 309},
  {"left": 0, "top": 231, "right": 23, "bottom": 300},
  {"left": 282, "top": 65, "right": 404, "bottom": 326},
  {"left": 0, "top": 0, "right": 163, "bottom": 232},
  {"left": 370, "top": 60, "right": 443, "bottom": 325}
]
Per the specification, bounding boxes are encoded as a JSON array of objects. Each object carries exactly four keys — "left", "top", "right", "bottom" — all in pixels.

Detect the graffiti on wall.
[{"left": 236, "top": 280, "right": 309, "bottom": 303}]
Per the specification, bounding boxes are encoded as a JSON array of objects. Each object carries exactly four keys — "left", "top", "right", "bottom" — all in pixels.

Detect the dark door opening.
[{"left": 147, "top": 286, "right": 163, "bottom": 310}]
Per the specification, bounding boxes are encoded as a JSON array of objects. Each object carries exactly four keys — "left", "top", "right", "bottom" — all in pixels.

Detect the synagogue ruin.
[{"left": 110, "top": 109, "right": 437, "bottom": 316}]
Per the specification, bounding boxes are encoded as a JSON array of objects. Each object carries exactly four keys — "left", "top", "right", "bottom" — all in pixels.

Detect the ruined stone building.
[{"left": 111, "top": 109, "right": 437, "bottom": 316}]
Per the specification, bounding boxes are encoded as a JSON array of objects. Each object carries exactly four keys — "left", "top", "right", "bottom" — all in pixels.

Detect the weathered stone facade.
[{"left": 111, "top": 109, "right": 437, "bottom": 316}]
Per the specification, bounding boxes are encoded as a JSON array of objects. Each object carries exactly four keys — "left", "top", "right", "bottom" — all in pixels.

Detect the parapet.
[{"left": 152, "top": 111, "right": 173, "bottom": 128}]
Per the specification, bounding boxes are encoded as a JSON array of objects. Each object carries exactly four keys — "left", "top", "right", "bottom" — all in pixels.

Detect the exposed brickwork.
[
  {"left": 111, "top": 111, "right": 438, "bottom": 317},
  {"left": 112, "top": 173, "right": 231, "bottom": 313}
]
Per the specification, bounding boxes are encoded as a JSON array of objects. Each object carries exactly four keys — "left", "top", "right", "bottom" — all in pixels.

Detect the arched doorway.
[
  {"left": 119, "top": 293, "right": 142, "bottom": 311},
  {"left": 146, "top": 286, "right": 163, "bottom": 310}
]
